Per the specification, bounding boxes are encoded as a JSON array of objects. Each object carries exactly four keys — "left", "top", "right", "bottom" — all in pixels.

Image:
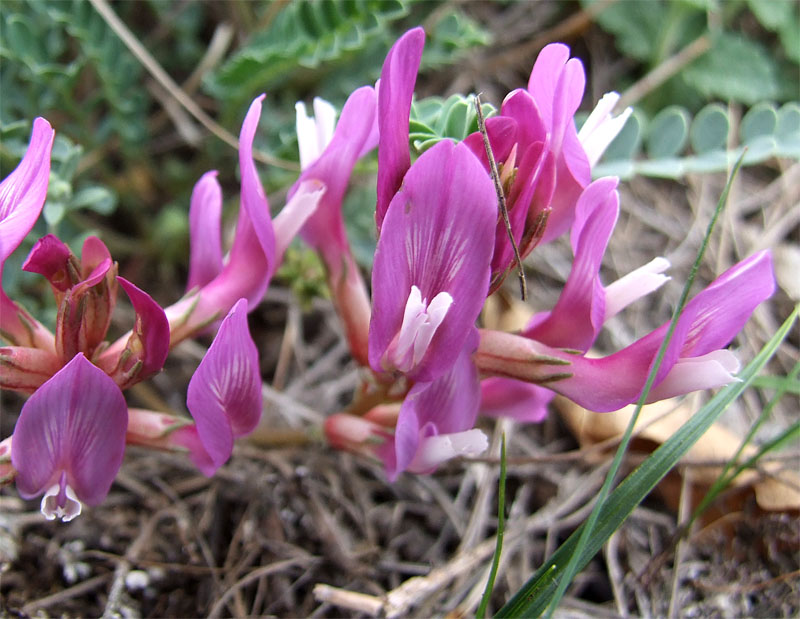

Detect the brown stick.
[{"left": 475, "top": 94, "right": 527, "bottom": 300}]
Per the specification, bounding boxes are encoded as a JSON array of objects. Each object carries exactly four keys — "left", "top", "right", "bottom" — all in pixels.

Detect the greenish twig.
[{"left": 477, "top": 434, "right": 507, "bottom": 618}]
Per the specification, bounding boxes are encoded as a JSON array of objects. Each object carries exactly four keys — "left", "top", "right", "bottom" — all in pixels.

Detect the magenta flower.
[
  {"left": 3, "top": 234, "right": 168, "bottom": 393},
  {"left": 385, "top": 338, "right": 487, "bottom": 479},
  {"left": 0, "top": 118, "right": 56, "bottom": 350},
  {"left": 326, "top": 340, "right": 488, "bottom": 480},
  {"left": 476, "top": 251, "right": 775, "bottom": 412},
  {"left": 11, "top": 354, "right": 128, "bottom": 521},
  {"left": 289, "top": 87, "right": 378, "bottom": 364},
  {"left": 375, "top": 27, "right": 425, "bottom": 234},
  {"left": 186, "top": 171, "right": 224, "bottom": 292},
  {"left": 463, "top": 44, "right": 630, "bottom": 290},
  {"left": 179, "top": 298, "right": 262, "bottom": 476},
  {"left": 368, "top": 139, "right": 497, "bottom": 383},
  {"left": 292, "top": 87, "right": 377, "bottom": 264},
  {"left": 478, "top": 177, "right": 668, "bottom": 423},
  {"left": 0, "top": 118, "right": 54, "bottom": 265},
  {"left": 167, "top": 95, "right": 323, "bottom": 345}
]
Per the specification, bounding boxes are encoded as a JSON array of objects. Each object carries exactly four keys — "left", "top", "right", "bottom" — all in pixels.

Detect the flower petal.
[
  {"left": 376, "top": 27, "right": 425, "bottom": 232},
  {"left": 369, "top": 140, "right": 496, "bottom": 382},
  {"left": 11, "top": 353, "right": 127, "bottom": 506},
  {"left": 526, "top": 43, "right": 572, "bottom": 128},
  {"left": 295, "top": 97, "right": 338, "bottom": 170},
  {"left": 603, "top": 257, "right": 671, "bottom": 321},
  {"left": 0, "top": 118, "right": 55, "bottom": 264},
  {"left": 273, "top": 179, "right": 325, "bottom": 261},
  {"left": 186, "top": 298, "right": 261, "bottom": 474},
  {"left": 524, "top": 44, "right": 591, "bottom": 243},
  {"left": 407, "top": 428, "right": 488, "bottom": 474},
  {"left": 462, "top": 115, "right": 520, "bottom": 169},
  {"left": 646, "top": 350, "right": 740, "bottom": 403},
  {"left": 292, "top": 85, "right": 378, "bottom": 265},
  {"left": 578, "top": 92, "right": 633, "bottom": 167},
  {"left": 524, "top": 177, "right": 619, "bottom": 351},
  {"left": 186, "top": 171, "right": 224, "bottom": 291},
  {"left": 480, "top": 377, "right": 554, "bottom": 423},
  {"left": 22, "top": 234, "right": 72, "bottom": 292},
  {"left": 500, "top": 89, "right": 548, "bottom": 150},
  {"left": 230, "top": 94, "right": 277, "bottom": 304},
  {"left": 385, "top": 340, "right": 481, "bottom": 479}
]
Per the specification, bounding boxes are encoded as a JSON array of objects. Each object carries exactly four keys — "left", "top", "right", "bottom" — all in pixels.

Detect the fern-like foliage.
[
  {"left": 1, "top": 0, "right": 149, "bottom": 152},
  {"left": 204, "top": 0, "right": 408, "bottom": 104}
]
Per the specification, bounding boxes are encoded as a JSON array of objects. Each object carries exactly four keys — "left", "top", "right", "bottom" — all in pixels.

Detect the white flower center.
[
  {"left": 41, "top": 472, "right": 82, "bottom": 522},
  {"left": 408, "top": 429, "right": 489, "bottom": 473},
  {"left": 578, "top": 92, "right": 632, "bottom": 167},
  {"left": 388, "top": 285, "right": 453, "bottom": 373},
  {"left": 295, "top": 97, "right": 337, "bottom": 170}
]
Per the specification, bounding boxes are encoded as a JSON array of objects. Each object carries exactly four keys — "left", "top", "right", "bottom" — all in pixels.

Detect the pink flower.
[
  {"left": 463, "top": 44, "right": 630, "bottom": 291},
  {"left": 3, "top": 235, "right": 168, "bottom": 393},
  {"left": 0, "top": 118, "right": 56, "bottom": 350},
  {"left": 385, "top": 339, "right": 487, "bottom": 479},
  {"left": 168, "top": 95, "right": 323, "bottom": 345},
  {"left": 11, "top": 354, "right": 128, "bottom": 521},
  {"left": 175, "top": 299, "right": 262, "bottom": 476},
  {"left": 288, "top": 87, "right": 379, "bottom": 364},
  {"left": 475, "top": 251, "right": 775, "bottom": 412},
  {"left": 327, "top": 339, "right": 489, "bottom": 480},
  {"left": 368, "top": 139, "right": 496, "bottom": 383}
]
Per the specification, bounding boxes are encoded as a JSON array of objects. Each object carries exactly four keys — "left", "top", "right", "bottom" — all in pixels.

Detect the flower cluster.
[
  {"left": 1, "top": 103, "right": 323, "bottom": 520},
  {"left": 315, "top": 29, "right": 775, "bottom": 478},
  {"left": 2, "top": 27, "right": 775, "bottom": 518}
]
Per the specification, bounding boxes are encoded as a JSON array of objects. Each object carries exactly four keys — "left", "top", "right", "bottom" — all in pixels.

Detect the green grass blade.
[
  {"left": 496, "top": 305, "right": 798, "bottom": 617},
  {"left": 751, "top": 374, "right": 800, "bottom": 394},
  {"left": 477, "top": 434, "right": 507, "bottom": 618}
]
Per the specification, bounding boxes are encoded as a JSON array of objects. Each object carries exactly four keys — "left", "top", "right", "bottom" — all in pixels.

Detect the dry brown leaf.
[{"left": 557, "top": 396, "right": 800, "bottom": 513}]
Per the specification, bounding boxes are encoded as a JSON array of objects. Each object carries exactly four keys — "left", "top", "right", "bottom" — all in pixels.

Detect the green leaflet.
[
  {"left": 595, "top": 101, "right": 800, "bottom": 180},
  {"left": 205, "top": 0, "right": 407, "bottom": 103}
]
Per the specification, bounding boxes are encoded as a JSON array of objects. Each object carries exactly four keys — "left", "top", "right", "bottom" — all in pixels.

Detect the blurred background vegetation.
[{"left": 1, "top": 0, "right": 797, "bottom": 322}]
